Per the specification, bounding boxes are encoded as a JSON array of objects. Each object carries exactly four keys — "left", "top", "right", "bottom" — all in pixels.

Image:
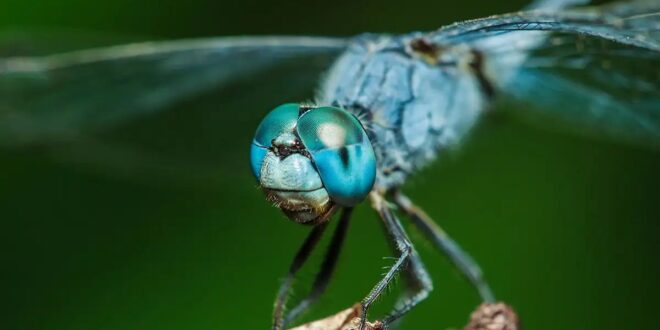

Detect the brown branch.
[
  {"left": 464, "top": 303, "right": 521, "bottom": 330},
  {"left": 287, "top": 304, "right": 382, "bottom": 330},
  {"left": 288, "top": 302, "right": 520, "bottom": 330}
]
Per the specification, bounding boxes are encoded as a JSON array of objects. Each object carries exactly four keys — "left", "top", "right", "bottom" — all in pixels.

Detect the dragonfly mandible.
[{"left": 0, "top": 0, "right": 658, "bottom": 329}]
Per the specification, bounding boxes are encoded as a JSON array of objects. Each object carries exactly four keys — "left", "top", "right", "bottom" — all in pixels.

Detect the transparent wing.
[
  {"left": 428, "top": 1, "right": 660, "bottom": 146},
  {"left": 431, "top": 1, "right": 659, "bottom": 49},
  {"left": 0, "top": 29, "right": 145, "bottom": 56},
  {"left": 0, "top": 36, "right": 347, "bottom": 147},
  {"left": 489, "top": 31, "right": 659, "bottom": 146}
]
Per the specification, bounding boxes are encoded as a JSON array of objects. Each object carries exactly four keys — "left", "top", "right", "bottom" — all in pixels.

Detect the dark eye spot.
[{"left": 339, "top": 148, "right": 350, "bottom": 169}]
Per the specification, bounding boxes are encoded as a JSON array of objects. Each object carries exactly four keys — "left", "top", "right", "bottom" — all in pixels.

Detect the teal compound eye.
[
  {"left": 297, "top": 106, "right": 377, "bottom": 207},
  {"left": 250, "top": 103, "right": 299, "bottom": 180},
  {"left": 253, "top": 103, "right": 300, "bottom": 147}
]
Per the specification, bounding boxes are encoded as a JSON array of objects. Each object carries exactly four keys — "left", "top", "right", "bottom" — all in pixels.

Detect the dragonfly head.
[{"left": 250, "top": 103, "right": 376, "bottom": 224}]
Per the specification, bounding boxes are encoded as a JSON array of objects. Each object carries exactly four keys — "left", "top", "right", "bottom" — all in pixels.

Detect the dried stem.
[
  {"left": 287, "top": 304, "right": 382, "bottom": 330},
  {"left": 464, "top": 303, "right": 521, "bottom": 330},
  {"left": 287, "top": 302, "right": 520, "bottom": 330}
]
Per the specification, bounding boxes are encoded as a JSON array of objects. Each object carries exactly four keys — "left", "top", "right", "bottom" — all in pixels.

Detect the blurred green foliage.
[{"left": 1, "top": 1, "right": 658, "bottom": 329}]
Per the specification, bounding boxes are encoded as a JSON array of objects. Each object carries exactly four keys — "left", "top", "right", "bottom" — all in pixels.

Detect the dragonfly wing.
[
  {"left": 490, "top": 32, "right": 659, "bottom": 146},
  {"left": 527, "top": 0, "right": 589, "bottom": 10},
  {"left": 428, "top": 1, "right": 660, "bottom": 146},
  {"left": 431, "top": 1, "right": 659, "bottom": 49},
  {"left": 0, "top": 36, "right": 347, "bottom": 146}
]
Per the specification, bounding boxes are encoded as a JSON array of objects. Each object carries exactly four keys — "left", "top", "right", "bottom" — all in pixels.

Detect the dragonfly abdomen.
[{"left": 319, "top": 35, "right": 489, "bottom": 189}]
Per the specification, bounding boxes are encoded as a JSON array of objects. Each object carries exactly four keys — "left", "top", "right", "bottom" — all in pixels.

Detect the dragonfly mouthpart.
[
  {"left": 264, "top": 187, "right": 334, "bottom": 225},
  {"left": 259, "top": 151, "right": 334, "bottom": 224}
]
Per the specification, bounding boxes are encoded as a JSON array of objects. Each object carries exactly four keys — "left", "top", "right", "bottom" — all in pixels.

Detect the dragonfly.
[{"left": 0, "top": 0, "right": 658, "bottom": 329}]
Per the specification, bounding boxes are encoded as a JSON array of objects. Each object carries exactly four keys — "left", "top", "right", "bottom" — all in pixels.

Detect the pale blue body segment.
[{"left": 320, "top": 34, "right": 486, "bottom": 188}]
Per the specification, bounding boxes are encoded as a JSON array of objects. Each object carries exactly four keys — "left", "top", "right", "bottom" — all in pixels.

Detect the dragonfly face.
[{"left": 250, "top": 103, "right": 377, "bottom": 224}]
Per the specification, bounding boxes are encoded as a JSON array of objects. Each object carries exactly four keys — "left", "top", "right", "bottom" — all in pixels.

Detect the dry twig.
[
  {"left": 287, "top": 302, "right": 520, "bottom": 330},
  {"left": 288, "top": 304, "right": 382, "bottom": 330},
  {"left": 464, "top": 303, "right": 520, "bottom": 330}
]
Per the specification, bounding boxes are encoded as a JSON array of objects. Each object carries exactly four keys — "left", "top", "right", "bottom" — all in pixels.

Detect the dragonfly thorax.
[{"left": 319, "top": 35, "right": 489, "bottom": 189}]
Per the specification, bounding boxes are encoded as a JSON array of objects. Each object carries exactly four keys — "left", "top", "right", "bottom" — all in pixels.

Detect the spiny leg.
[
  {"left": 283, "top": 208, "right": 354, "bottom": 327},
  {"left": 360, "top": 192, "right": 422, "bottom": 329},
  {"left": 376, "top": 198, "right": 433, "bottom": 328},
  {"left": 386, "top": 248, "right": 433, "bottom": 327},
  {"left": 393, "top": 191, "right": 495, "bottom": 302},
  {"left": 273, "top": 222, "right": 329, "bottom": 330}
]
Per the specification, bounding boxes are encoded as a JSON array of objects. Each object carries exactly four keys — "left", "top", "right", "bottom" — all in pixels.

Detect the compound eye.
[
  {"left": 296, "top": 106, "right": 363, "bottom": 151},
  {"left": 250, "top": 143, "right": 269, "bottom": 180},
  {"left": 253, "top": 103, "right": 300, "bottom": 147},
  {"left": 297, "top": 107, "right": 376, "bottom": 206},
  {"left": 251, "top": 103, "right": 300, "bottom": 180}
]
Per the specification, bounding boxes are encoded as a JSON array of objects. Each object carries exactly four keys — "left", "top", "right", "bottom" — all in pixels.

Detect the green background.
[{"left": 1, "top": 0, "right": 659, "bottom": 329}]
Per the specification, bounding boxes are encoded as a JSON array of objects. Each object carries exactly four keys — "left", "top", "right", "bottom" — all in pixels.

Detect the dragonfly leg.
[
  {"left": 273, "top": 221, "right": 329, "bottom": 330},
  {"left": 393, "top": 191, "right": 495, "bottom": 302},
  {"left": 282, "top": 208, "right": 353, "bottom": 327},
  {"left": 385, "top": 247, "right": 433, "bottom": 327},
  {"left": 359, "top": 192, "right": 423, "bottom": 329}
]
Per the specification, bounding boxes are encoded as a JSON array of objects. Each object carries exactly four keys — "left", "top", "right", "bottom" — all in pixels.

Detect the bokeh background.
[{"left": 1, "top": 0, "right": 659, "bottom": 329}]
